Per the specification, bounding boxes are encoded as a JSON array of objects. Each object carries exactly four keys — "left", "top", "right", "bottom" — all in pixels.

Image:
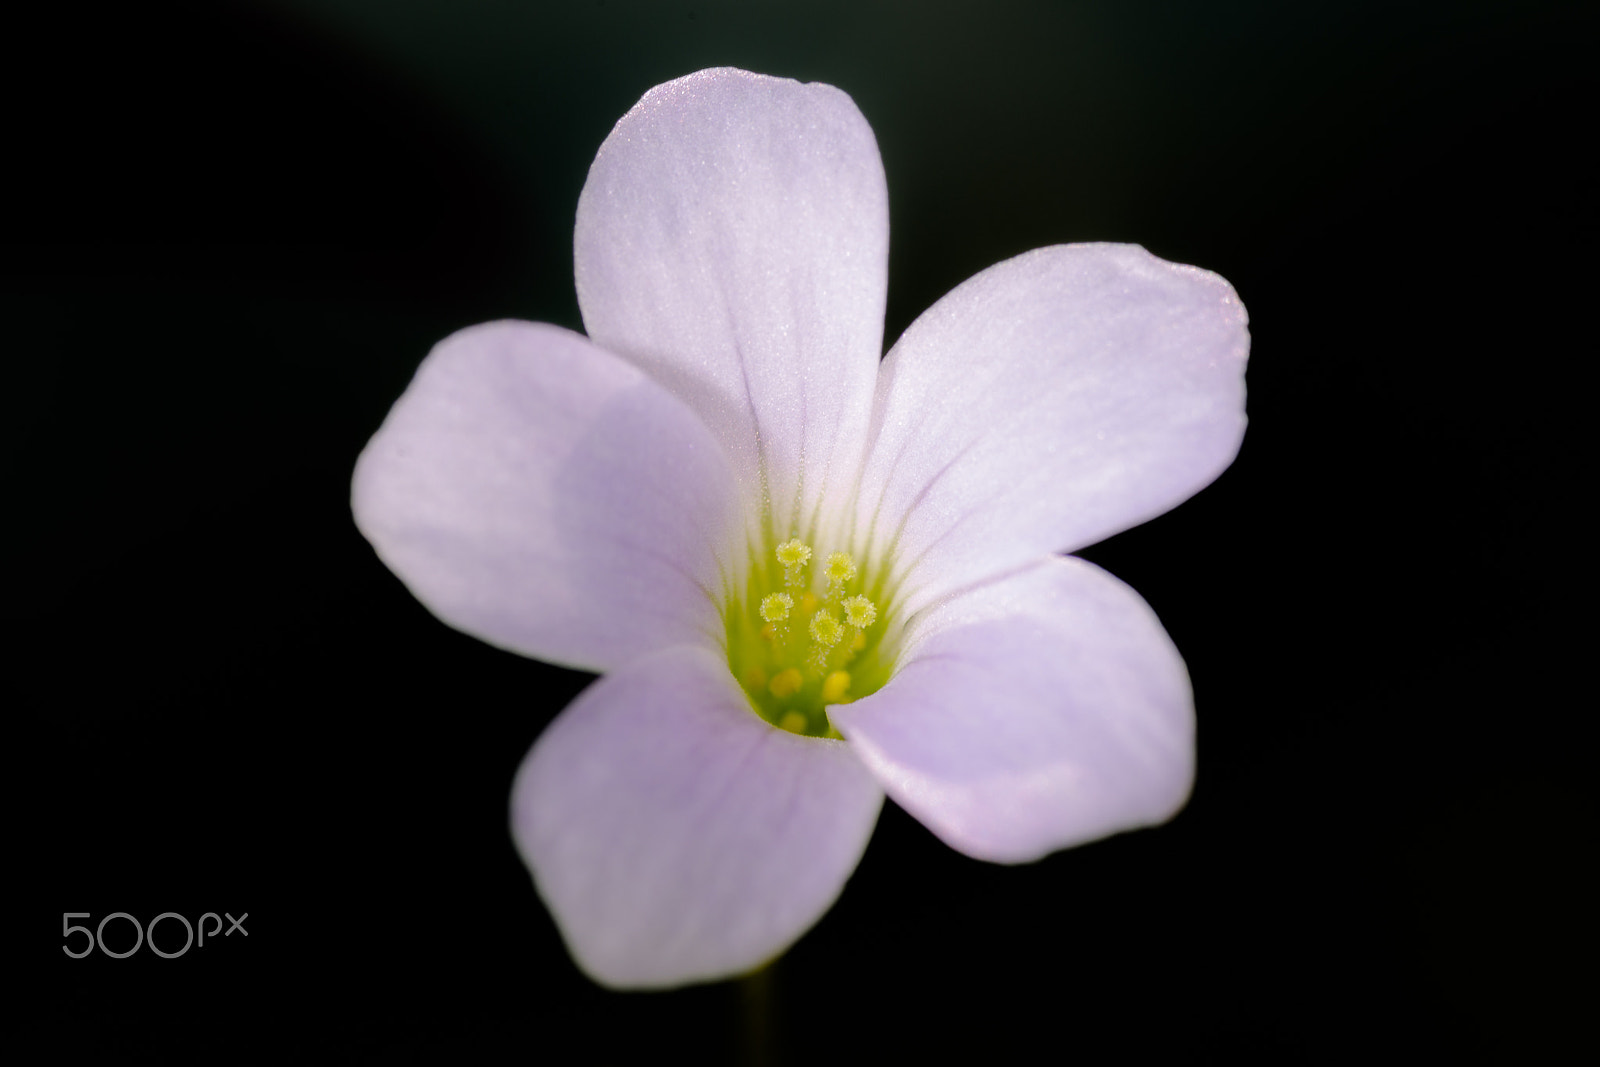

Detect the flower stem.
[{"left": 740, "top": 957, "right": 777, "bottom": 1066}]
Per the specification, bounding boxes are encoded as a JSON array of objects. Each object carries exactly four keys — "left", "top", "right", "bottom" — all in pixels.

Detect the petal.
[
  {"left": 854, "top": 244, "right": 1248, "bottom": 617},
  {"left": 829, "top": 555, "right": 1193, "bottom": 864},
  {"left": 352, "top": 321, "right": 739, "bottom": 673},
  {"left": 511, "top": 645, "right": 884, "bottom": 988},
  {"left": 575, "top": 68, "right": 888, "bottom": 540}
]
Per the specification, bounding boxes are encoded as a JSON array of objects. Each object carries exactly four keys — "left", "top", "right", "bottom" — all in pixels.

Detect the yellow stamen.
[
  {"left": 726, "top": 530, "right": 900, "bottom": 734},
  {"left": 825, "top": 552, "right": 857, "bottom": 585},
  {"left": 768, "top": 667, "right": 803, "bottom": 699},
  {"left": 776, "top": 539, "right": 812, "bottom": 567},
  {"left": 759, "top": 592, "right": 793, "bottom": 622},
  {"left": 842, "top": 594, "right": 877, "bottom": 629},
  {"left": 809, "top": 610, "right": 843, "bottom": 648},
  {"left": 777, "top": 538, "right": 812, "bottom": 589}
]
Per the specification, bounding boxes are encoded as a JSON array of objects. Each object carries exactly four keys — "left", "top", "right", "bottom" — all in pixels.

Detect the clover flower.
[{"left": 353, "top": 68, "right": 1248, "bottom": 988}]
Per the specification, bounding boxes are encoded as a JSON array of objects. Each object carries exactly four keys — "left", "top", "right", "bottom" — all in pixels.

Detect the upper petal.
[
  {"left": 575, "top": 67, "right": 889, "bottom": 540},
  {"left": 512, "top": 644, "right": 884, "bottom": 989},
  {"left": 352, "top": 321, "right": 739, "bottom": 673},
  {"left": 829, "top": 555, "right": 1193, "bottom": 864},
  {"left": 854, "top": 243, "right": 1248, "bottom": 617}
]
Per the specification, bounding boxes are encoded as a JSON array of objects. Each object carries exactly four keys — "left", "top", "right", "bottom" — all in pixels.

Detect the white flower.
[{"left": 353, "top": 68, "right": 1249, "bottom": 988}]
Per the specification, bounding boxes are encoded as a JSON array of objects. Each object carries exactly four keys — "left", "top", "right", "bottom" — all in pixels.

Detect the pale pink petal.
[
  {"left": 854, "top": 243, "right": 1248, "bottom": 617},
  {"left": 352, "top": 321, "right": 738, "bottom": 673},
  {"left": 575, "top": 67, "right": 888, "bottom": 541},
  {"left": 511, "top": 645, "right": 883, "bottom": 988},
  {"left": 829, "top": 555, "right": 1193, "bottom": 864}
]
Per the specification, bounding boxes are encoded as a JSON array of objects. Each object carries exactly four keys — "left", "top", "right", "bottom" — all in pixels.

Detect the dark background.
[{"left": 18, "top": 1, "right": 1589, "bottom": 1062}]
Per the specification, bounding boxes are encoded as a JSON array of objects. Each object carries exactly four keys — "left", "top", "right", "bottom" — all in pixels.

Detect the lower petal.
[
  {"left": 830, "top": 556, "right": 1193, "bottom": 864},
  {"left": 511, "top": 645, "right": 884, "bottom": 988}
]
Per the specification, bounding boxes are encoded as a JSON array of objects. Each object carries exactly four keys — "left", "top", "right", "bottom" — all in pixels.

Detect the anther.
[
  {"left": 759, "top": 592, "right": 793, "bottom": 622},
  {"left": 841, "top": 595, "right": 877, "bottom": 629},
  {"left": 824, "top": 552, "right": 856, "bottom": 586},
  {"left": 776, "top": 539, "right": 811, "bottom": 566},
  {"left": 809, "top": 610, "right": 844, "bottom": 648},
  {"left": 768, "top": 668, "right": 803, "bottom": 699},
  {"left": 821, "top": 670, "right": 852, "bottom": 704}
]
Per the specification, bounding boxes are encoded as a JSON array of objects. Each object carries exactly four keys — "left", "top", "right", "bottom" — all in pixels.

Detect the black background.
[{"left": 19, "top": 1, "right": 1589, "bottom": 1062}]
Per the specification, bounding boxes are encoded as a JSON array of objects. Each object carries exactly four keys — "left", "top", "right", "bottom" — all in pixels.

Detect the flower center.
[{"left": 724, "top": 533, "right": 898, "bottom": 737}]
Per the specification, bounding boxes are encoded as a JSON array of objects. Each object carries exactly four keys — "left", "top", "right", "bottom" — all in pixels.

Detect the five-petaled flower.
[{"left": 353, "top": 68, "right": 1249, "bottom": 988}]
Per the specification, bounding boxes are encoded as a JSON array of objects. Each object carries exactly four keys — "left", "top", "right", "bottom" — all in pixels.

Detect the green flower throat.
[{"left": 725, "top": 532, "right": 899, "bottom": 738}]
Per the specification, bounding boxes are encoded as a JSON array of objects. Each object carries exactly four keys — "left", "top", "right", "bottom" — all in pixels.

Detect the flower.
[{"left": 352, "top": 67, "right": 1248, "bottom": 989}]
